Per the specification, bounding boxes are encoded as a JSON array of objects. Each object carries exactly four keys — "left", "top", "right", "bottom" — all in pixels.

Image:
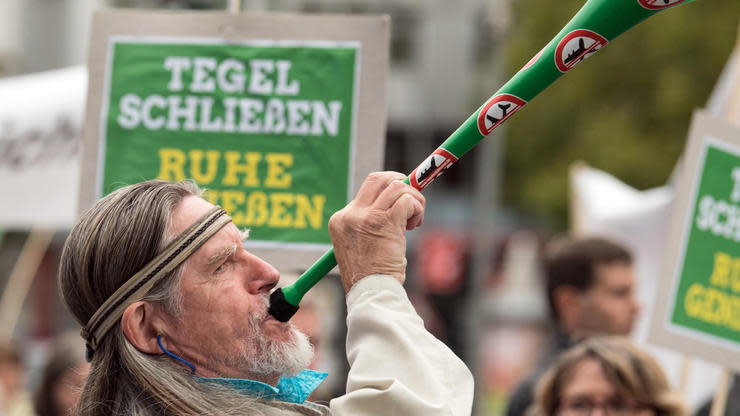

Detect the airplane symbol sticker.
[
  {"left": 555, "top": 29, "right": 608, "bottom": 73},
  {"left": 477, "top": 94, "right": 527, "bottom": 136},
  {"left": 410, "top": 149, "right": 458, "bottom": 190},
  {"left": 637, "top": 0, "right": 688, "bottom": 10}
]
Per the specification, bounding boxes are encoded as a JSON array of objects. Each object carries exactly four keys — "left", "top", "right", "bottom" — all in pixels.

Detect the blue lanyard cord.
[{"left": 157, "top": 334, "right": 197, "bottom": 375}]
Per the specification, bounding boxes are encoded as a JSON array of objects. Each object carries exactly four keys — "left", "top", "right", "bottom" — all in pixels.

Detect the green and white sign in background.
[
  {"left": 100, "top": 38, "right": 358, "bottom": 246},
  {"left": 80, "top": 11, "right": 389, "bottom": 268},
  {"left": 669, "top": 139, "right": 740, "bottom": 341},
  {"left": 651, "top": 112, "right": 740, "bottom": 371}
]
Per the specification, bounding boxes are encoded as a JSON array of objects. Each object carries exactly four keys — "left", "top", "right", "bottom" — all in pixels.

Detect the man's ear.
[
  {"left": 121, "top": 301, "right": 164, "bottom": 354},
  {"left": 553, "top": 285, "right": 581, "bottom": 333}
]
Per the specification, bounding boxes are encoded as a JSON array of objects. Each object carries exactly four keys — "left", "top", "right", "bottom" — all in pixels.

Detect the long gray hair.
[{"left": 59, "top": 180, "right": 273, "bottom": 416}]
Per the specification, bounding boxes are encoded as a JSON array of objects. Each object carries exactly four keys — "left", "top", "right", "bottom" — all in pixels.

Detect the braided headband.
[{"left": 81, "top": 206, "right": 232, "bottom": 356}]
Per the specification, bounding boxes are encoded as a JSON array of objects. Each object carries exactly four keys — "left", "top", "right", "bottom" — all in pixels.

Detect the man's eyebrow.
[{"left": 206, "top": 244, "right": 237, "bottom": 266}]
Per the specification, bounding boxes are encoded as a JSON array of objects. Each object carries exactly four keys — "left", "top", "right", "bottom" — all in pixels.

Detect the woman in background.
[{"left": 527, "top": 337, "right": 686, "bottom": 416}]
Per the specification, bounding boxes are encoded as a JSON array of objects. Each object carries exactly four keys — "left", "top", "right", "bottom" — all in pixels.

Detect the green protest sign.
[
  {"left": 101, "top": 39, "right": 358, "bottom": 246},
  {"left": 81, "top": 11, "right": 388, "bottom": 265},
  {"left": 651, "top": 112, "right": 740, "bottom": 371},
  {"left": 670, "top": 140, "right": 740, "bottom": 341}
]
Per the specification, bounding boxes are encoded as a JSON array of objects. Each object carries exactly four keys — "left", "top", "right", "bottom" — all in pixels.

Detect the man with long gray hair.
[{"left": 59, "top": 171, "right": 473, "bottom": 415}]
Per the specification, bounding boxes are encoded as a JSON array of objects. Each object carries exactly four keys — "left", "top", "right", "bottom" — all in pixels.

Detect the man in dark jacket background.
[{"left": 505, "top": 235, "right": 641, "bottom": 416}]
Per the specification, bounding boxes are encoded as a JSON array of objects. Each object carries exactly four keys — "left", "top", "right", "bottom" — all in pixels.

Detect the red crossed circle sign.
[
  {"left": 477, "top": 94, "right": 527, "bottom": 136},
  {"left": 555, "top": 29, "right": 608, "bottom": 73},
  {"left": 637, "top": 0, "right": 689, "bottom": 10},
  {"left": 410, "top": 149, "right": 458, "bottom": 191}
]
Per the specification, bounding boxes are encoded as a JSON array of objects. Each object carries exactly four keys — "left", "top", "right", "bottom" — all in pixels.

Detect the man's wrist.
[
  {"left": 346, "top": 274, "right": 406, "bottom": 307},
  {"left": 341, "top": 268, "right": 404, "bottom": 293}
]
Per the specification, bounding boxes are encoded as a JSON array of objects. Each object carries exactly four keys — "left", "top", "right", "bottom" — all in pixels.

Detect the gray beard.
[
  {"left": 245, "top": 312, "right": 314, "bottom": 378},
  {"left": 213, "top": 296, "right": 314, "bottom": 380}
]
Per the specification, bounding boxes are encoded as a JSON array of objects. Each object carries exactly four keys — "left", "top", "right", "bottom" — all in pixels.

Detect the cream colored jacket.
[{"left": 263, "top": 274, "right": 474, "bottom": 415}]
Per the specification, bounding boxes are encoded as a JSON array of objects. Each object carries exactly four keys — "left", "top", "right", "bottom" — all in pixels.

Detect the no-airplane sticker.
[
  {"left": 477, "top": 94, "right": 527, "bottom": 136},
  {"left": 638, "top": 0, "right": 689, "bottom": 10},
  {"left": 410, "top": 149, "right": 458, "bottom": 191},
  {"left": 555, "top": 29, "right": 608, "bottom": 73}
]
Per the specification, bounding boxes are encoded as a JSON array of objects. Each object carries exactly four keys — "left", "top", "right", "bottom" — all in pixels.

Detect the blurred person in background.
[
  {"left": 0, "top": 342, "right": 33, "bottom": 416},
  {"left": 695, "top": 379, "right": 740, "bottom": 416},
  {"left": 527, "top": 337, "right": 686, "bottom": 416},
  {"left": 506, "top": 236, "right": 641, "bottom": 416},
  {"left": 34, "top": 333, "right": 90, "bottom": 416}
]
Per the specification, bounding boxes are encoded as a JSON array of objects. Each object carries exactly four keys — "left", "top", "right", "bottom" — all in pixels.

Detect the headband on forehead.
[{"left": 81, "top": 206, "right": 232, "bottom": 358}]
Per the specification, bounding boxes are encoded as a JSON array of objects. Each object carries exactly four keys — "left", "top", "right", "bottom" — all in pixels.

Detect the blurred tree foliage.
[{"left": 501, "top": 0, "right": 739, "bottom": 230}]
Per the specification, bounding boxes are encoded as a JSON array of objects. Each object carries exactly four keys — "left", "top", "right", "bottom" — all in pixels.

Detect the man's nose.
[{"left": 245, "top": 253, "right": 280, "bottom": 294}]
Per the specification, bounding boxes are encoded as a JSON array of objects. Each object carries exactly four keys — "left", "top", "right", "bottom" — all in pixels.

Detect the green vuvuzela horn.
[{"left": 268, "top": 0, "right": 698, "bottom": 322}]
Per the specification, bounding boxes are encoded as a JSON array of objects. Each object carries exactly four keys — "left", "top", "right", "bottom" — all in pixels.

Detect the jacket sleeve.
[{"left": 329, "top": 275, "right": 474, "bottom": 416}]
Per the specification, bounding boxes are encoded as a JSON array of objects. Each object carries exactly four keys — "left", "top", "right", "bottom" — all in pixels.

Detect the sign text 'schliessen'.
[{"left": 101, "top": 40, "right": 359, "bottom": 246}]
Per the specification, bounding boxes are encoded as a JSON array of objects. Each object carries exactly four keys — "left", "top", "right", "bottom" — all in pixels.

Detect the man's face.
[
  {"left": 159, "top": 196, "right": 312, "bottom": 383},
  {"left": 574, "top": 262, "right": 640, "bottom": 337}
]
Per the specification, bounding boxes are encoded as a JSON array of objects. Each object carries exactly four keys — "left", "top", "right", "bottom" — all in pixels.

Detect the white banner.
[
  {"left": 0, "top": 66, "right": 86, "bottom": 229},
  {"left": 570, "top": 163, "right": 720, "bottom": 409}
]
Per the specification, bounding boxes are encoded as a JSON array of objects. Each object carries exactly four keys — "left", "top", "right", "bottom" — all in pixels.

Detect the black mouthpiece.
[{"left": 268, "top": 289, "right": 300, "bottom": 322}]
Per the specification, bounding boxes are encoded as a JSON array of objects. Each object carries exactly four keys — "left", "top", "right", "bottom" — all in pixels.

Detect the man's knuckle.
[
  {"left": 397, "top": 193, "right": 417, "bottom": 207},
  {"left": 328, "top": 212, "right": 346, "bottom": 231},
  {"left": 388, "top": 180, "right": 407, "bottom": 193},
  {"left": 366, "top": 172, "right": 385, "bottom": 183}
]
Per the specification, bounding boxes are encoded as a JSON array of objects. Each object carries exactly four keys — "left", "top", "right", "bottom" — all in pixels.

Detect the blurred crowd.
[{"left": 504, "top": 235, "right": 689, "bottom": 416}]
